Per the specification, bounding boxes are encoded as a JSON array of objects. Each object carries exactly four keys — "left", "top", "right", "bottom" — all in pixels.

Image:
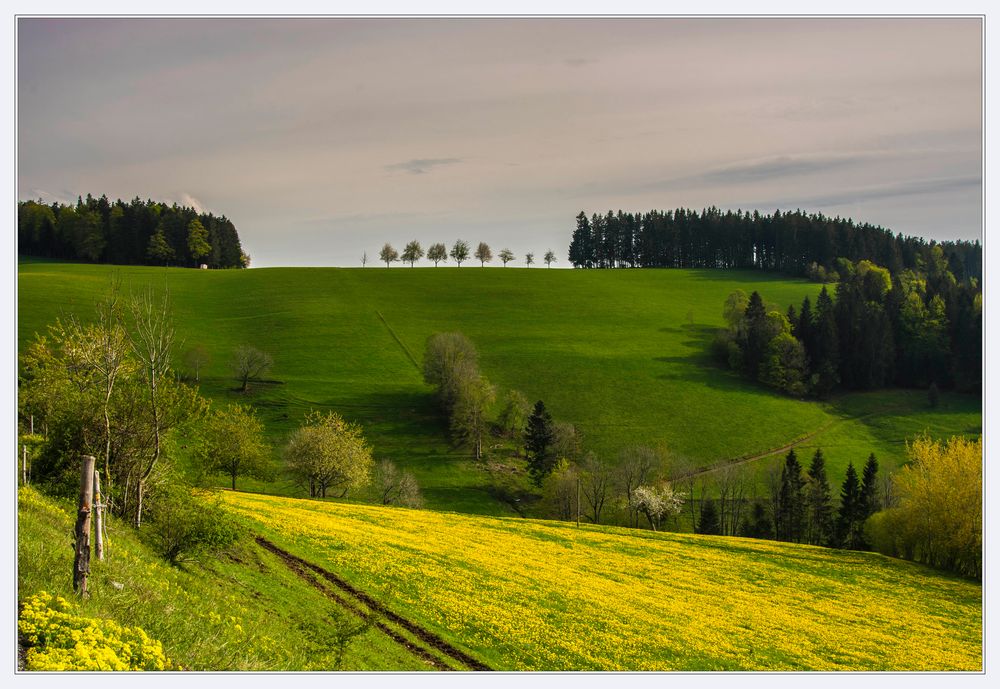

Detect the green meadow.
[
  {"left": 17, "top": 260, "right": 980, "bottom": 514},
  {"left": 17, "top": 485, "right": 982, "bottom": 671}
]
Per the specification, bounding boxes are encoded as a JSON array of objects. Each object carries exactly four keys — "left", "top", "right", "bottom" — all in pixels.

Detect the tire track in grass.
[
  {"left": 256, "top": 536, "right": 492, "bottom": 671},
  {"left": 257, "top": 539, "right": 452, "bottom": 671}
]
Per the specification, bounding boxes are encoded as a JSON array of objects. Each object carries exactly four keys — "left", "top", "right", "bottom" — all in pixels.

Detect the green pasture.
[{"left": 17, "top": 262, "right": 980, "bottom": 515}]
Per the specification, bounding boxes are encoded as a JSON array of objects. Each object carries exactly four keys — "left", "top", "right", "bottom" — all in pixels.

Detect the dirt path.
[
  {"left": 255, "top": 536, "right": 492, "bottom": 671},
  {"left": 673, "top": 416, "right": 850, "bottom": 481}
]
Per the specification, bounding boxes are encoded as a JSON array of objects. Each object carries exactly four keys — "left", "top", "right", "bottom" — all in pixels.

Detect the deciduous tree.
[
  {"left": 401, "top": 240, "right": 424, "bottom": 267},
  {"left": 231, "top": 345, "right": 273, "bottom": 392},
  {"left": 285, "top": 411, "right": 373, "bottom": 498},
  {"left": 475, "top": 242, "right": 492, "bottom": 267},
  {"left": 379, "top": 242, "right": 399, "bottom": 267},
  {"left": 450, "top": 240, "right": 470, "bottom": 267},
  {"left": 427, "top": 243, "right": 447, "bottom": 267},
  {"left": 196, "top": 404, "right": 271, "bottom": 490}
]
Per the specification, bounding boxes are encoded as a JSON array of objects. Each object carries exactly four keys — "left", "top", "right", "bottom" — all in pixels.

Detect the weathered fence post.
[
  {"left": 93, "top": 470, "right": 104, "bottom": 561},
  {"left": 73, "top": 455, "right": 96, "bottom": 596}
]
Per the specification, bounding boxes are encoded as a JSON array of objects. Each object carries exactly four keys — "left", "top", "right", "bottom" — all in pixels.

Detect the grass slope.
[
  {"left": 17, "top": 262, "right": 981, "bottom": 514},
  {"left": 17, "top": 486, "right": 435, "bottom": 671},
  {"left": 220, "top": 490, "right": 982, "bottom": 671}
]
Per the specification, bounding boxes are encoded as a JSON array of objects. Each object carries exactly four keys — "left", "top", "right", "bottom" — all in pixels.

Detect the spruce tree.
[
  {"left": 836, "top": 462, "right": 863, "bottom": 549},
  {"left": 525, "top": 400, "right": 555, "bottom": 486},
  {"left": 697, "top": 499, "right": 721, "bottom": 535},
  {"left": 738, "top": 500, "right": 773, "bottom": 539},
  {"left": 805, "top": 448, "right": 833, "bottom": 546},
  {"left": 776, "top": 449, "right": 806, "bottom": 542},
  {"left": 741, "top": 291, "right": 770, "bottom": 378},
  {"left": 812, "top": 286, "right": 839, "bottom": 395},
  {"left": 859, "top": 453, "right": 880, "bottom": 520},
  {"left": 798, "top": 295, "right": 815, "bottom": 361}
]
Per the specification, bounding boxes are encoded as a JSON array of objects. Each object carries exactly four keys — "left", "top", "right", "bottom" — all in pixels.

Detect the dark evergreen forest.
[
  {"left": 568, "top": 208, "right": 982, "bottom": 282},
  {"left": 568, "top": 208, "right": 981, "bottom": 395},
  {"left": 18, "top": 195, "right": 247, "bottom": 268}
]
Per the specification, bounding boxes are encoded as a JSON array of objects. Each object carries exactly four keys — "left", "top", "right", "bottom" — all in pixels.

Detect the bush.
[
  {"left": 142, "top": 485, "right": 242, "bottom": 565},
  {"left": 19, "top": 591, "right": 171, "bottom": 670}
]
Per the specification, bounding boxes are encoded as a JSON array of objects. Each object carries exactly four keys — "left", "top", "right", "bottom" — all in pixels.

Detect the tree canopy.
[{"left": 19, "top": 196, "right": 245, "bottom": 268}]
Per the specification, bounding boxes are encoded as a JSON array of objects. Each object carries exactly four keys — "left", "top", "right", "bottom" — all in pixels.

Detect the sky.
[{"left": 17, "top": 17, "right": 983, "bottom": 268}]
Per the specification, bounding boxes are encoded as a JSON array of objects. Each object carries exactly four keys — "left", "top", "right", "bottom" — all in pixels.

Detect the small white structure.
[{"left": 200, "top": 264, "right": 208, "bottom": 270}]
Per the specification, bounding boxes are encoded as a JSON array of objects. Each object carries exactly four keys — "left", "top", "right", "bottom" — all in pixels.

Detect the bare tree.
[
  {"left": 183, "top": 344, "right": 210, "bottom": 382},
  {"left": 127, "top": 287, "right": 177, "bottom": 528},
  {"left": 580, "top": 452, "right": 612, "bottom": 524},
  {"left": 715, "top": 463, "right": 749, "bottom": 536},
  {"left": 69, "top": 280, "right": 130, "bottom": 513},
  {"left": 231, "top": 345, "right": 274, "bottom": 392},
  {"left": 361, "top": 251, "right": 368, "bottom": 267},
  {"left": 374, "top": 459, "right": 424, "bottom": 508}
]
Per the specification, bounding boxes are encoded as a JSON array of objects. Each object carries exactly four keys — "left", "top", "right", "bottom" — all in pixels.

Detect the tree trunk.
[
  {"left": 22, "top": 446, "right": 27, "bottom": 486},
  {"left": 232, "top": 474, "right": 237, "bottom": 491},
  {"left": 134, "top": 479, "right": 144, "bottom": 529},
  {"left": 93, "top": 470, "right": 104, "bottom": 561},
  {"left": 74, "top": 456, "right": 96, "bottom": 595}
]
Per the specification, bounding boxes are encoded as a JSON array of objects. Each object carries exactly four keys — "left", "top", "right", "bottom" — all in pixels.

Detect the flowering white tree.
[{"left": 630, "top": 484, "right": 685, "bottom": 531}]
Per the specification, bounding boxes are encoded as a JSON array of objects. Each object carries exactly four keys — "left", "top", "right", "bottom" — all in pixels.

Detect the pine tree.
[
  {"left": 836, "top": 462, "right": 864, "bottom": 549},
  {"left": 696, "top": 499, "right": 721, "bottom": 535},
  {"left": 741, "top": 291, "right": 770, "bottom": 378},
  {"left": 187, "top": 218, "right": 211, "bottom": 266},
  {"left": 805, "top": 448, "right": 833, "bottom": 546},
  {"left": 775, "top": 449, "right": 806, "bottom": 542},
  {"left": 812, "top": 286, "right": 839, "bottom": 395},
  {"left": 525, "top": 400, "right": 555, "bottom": 485},
  {"left": 146, "top": 228, "right": 175, "bottom": 265},
  {"left": 859, "top": 453, "right": 880, "bottom": 520},
  {"left": 738, "top": 500, "right": 773, "bottom": 539},
  {"left": 797, "top": 295, "right": 814, "bottom": 359}
]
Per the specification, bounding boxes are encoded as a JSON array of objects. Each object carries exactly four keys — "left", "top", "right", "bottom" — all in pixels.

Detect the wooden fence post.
[
  {"left": 93, "top": 469, "right": 104, "bottom": 561},
  {"left": 73, "top": 455, "right": 96, "bottom": 596}
]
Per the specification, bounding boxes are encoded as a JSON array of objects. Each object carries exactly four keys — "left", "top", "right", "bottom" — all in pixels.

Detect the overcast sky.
[{"left": 17, "top": 18, "right": 982, "bottom": 267}]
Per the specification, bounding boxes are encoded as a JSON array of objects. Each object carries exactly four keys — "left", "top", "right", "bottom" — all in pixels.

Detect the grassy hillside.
[
  {"left": 17, "top": 262, "right": 981, "bottom": 514},
  {"left": 218, "top": 490, "right": 981, "bottom": 671},
  {"left": 16, "top": 486, "right": 441, "bottom": 670}
]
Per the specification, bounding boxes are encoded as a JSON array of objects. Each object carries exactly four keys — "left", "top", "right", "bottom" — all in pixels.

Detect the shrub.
[
  {"left": 19, "top": 591, "right": 171, "bottom": 671},
  {"left": 142, "top": 485, "right": 242, "bottom": 565}
]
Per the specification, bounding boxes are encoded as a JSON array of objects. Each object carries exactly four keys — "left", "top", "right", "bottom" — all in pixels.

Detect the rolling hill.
[{"left": 16, "top": 260, "right": 981, "bottom": 515}]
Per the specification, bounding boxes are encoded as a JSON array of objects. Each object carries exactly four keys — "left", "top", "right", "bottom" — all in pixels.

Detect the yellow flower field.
[{"left": 220, "top": 492, "right": 981, "bottom": 671}]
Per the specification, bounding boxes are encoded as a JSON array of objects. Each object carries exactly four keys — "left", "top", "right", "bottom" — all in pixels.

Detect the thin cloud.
[
  {"left": 385, "top": 158, "right": 462, "bottom": 175},
  {"left": 696, "top": 154, "right": 865, "bottom": 186},
  {"left": 786, "top": 175, "right": 981, "bottom": 207}
]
